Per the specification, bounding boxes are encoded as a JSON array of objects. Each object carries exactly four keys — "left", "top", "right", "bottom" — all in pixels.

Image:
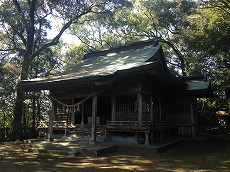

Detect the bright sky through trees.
[{"left": 46, "top": 17, "right": 80, "bottom": 44}]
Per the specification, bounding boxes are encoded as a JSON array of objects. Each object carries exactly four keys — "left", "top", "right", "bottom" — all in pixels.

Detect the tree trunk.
[
  {"left": 11, "top": 58, "right": 30, "bottom": 140},
  {"left": 11, "top": 87, "right": 25, "bottom": 140}
]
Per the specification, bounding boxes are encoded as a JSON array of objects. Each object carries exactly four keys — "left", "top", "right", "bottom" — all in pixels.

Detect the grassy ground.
[{"left": 0, "top": 131, "right": 230, "bottom": 172}]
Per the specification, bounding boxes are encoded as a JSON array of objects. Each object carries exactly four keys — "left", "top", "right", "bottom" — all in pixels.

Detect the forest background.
[{"left": 0, "top": 0, "right": 229, "bottom": 140}]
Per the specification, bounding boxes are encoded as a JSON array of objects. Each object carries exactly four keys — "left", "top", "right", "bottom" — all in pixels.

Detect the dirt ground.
[{"left": 0, "top": 133, "right": 230, "bottom": 172}]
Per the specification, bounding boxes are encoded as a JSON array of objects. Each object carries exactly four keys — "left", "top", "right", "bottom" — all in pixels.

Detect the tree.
[
  {"left": 182, "top": 0, "right": 230, "bottom": 112},
  {"left": 0, "top": 0, "right": 129, "bottom": 140},
  {"left": 0, "top": 60, "right": 19, "bottom": 129},
  {"left": 63, "top": 43, "right": 88, "bottom": 70},
  {"left": 69, "top": 0, "right": 197, "bottom": 76}
]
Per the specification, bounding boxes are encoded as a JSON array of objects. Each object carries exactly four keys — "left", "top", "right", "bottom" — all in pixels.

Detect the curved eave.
[
  {"left": 185, "top": 80, "right": 213, "bottom": 97},
  {"left": 19, "top": 62, "right": 187, "bottom": 92}
]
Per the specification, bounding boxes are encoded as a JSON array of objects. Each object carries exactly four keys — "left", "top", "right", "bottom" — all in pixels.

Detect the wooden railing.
[
  {"left": 106, "top": 120, "right": 176, "bottom": 131},
  {"left": 107, "top": 121, "right": 140, "bottom": 127},
  {"left": 53, "top": 121, "right": 67, "bottom": 129},
  {"left": 178, "top": 124, "right": 198, "bottom": 137},
  {"left": 37, "top": 120, "right": 75, "bottom": 130}
]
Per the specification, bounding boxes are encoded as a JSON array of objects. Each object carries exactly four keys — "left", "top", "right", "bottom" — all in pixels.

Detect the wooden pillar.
[
  {"left": 190, "top": 97, "right": 195, "bottom": 137},
  {"left": 145, "top": 130, "right": 150, "bottom": 145},
  {"left": 159, "top": 98, "right": 162, "bottom": 121},
  {"left": 150, "top": 96, "right": 153, "bottom": 121},
  {"left": 138, "top": 83, "right": 142, "bottom": 124},
  {"left": 47, "top": 98, "right": 55, "bottom": 142},
  {"left": 90, "top": 95, "right": 97, "bottom": 145},
  {"left": 71, "top": 98, "right": 75, "bottom": 127},
  {"left": 138, "top": 92, "right": 142, "bottom": 124},
  {"left": 111, "top": 94, "right": 116, "bottom": 121}
]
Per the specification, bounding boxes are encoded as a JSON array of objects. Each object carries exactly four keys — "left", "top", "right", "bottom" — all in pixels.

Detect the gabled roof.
[
  {"left": 61, "top": 43, "right": 162, "bottom": 80},
  {"left": 19, "top": 39, "right": 211, "bottom": 96},
  {"left": 20, "top": 40, "right": 176, "bottom": 90}
]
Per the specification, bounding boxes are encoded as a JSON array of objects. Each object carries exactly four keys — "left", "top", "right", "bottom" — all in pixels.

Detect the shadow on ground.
[{"left": 0, "top": 132, "right": 230, "bottom": 172}]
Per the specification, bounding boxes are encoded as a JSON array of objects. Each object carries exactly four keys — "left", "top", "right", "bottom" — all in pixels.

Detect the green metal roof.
[
  {"left": 183, "top": 79, "right": 212, "bottom": 97},
  {"left": 185, "top": 80, "right": 211, "bottom": 91},
  {"left": 19, "top": 40, "right": 212, "bottom": 96},
  {"left": 22, "top": 43, "right": 161, "bottom": 84}
]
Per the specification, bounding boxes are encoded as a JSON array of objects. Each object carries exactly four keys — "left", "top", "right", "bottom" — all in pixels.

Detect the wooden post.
[
  {"left": 90, "top": 95, "right": 97, "bottom": 145},
  {"left": 71, "top": 98, "right": 75, "bottom": 127},
  {"left": 138, "top": 83, "right": 142, "bottom": 124},
  {"left": 145, "top": 130, "right": 150, "bottom": 145},
  {"left": 150, "top": 96, "right": 153, "bottom": 121},
  {"left": 111, "top": 94, "right": 116, "bottom": 121},
  {"left": 159, "top": 98, "right": 162, "bottom": 121},
  {"left": 47, "top": 98, "right": 55, "bottom": 142},
  {"left": 190, "top": 97, "right": 195, "bottom": 137},
  {"left": 138, "top": 92, "right": 142, "bottom": 124}
]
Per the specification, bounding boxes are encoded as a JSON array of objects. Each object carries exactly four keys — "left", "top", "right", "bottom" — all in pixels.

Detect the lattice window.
[
  {"left": 116, "top": 95, "right": 136, "bottom": 112},
  {"left": 116, "top": 95, "right": 137, "bottom": 121}
]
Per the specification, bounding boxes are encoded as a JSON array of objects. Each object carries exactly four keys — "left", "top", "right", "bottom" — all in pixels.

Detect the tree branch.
[
  {"left": 11, "top": 27, "right": 27, "bottom": 48},
  {"left": 12, "top": 0, "right": 27, "bottom": 27},
  {"left": 32, "top": 8, "right": 93, "bottom": 59},
  {"left": 75, "top": 34, "right": 97, "bottom": 51},
  {"left": 158, "top": 38, "right": 187, "bottom": 76}
]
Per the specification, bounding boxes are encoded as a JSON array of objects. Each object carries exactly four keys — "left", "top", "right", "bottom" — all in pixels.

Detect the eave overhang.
[
  {"left": 184, "top": 80, "right": 213, "bottom": 97},
  {"left": 19, "top": 62, "right": 187, "bottom": 92}
]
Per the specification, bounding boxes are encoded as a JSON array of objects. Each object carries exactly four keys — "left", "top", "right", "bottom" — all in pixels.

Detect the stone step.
[
  {"left": 28, "top": 147, "right": 80, "bottom": 156},
  {"left": 21, "top": 138, "right": 181, "bottom": 157},
  {"left": 22, "top": 141, "right": 118, "bottom": 156},
  {"left": 79, "top": 145, "right": 118, "bottom": 156}
]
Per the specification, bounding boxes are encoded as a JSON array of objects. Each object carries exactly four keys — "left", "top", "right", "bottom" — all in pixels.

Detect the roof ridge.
[{"left": 83, "top": 39, "right": 159, "bottom": 59}]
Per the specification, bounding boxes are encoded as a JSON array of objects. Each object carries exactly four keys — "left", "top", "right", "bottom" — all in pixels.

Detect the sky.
[
  {"left": 46, "top": 17, "right": 81, "bottom": 45},
  {"left": 47, "top": 28, "right": 80, "bottom": 45}
]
